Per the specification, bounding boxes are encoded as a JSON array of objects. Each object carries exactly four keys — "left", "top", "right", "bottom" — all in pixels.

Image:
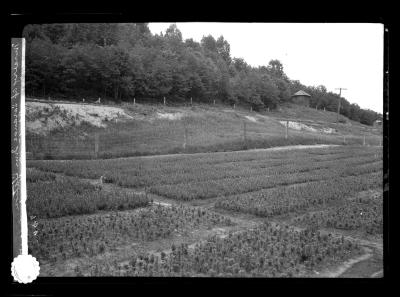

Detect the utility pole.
[{"left": 335, "top": 88, "right": 347, "bottom": 122}]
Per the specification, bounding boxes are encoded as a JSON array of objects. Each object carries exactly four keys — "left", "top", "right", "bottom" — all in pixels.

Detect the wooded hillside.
[{"left": 23, "top": 23, "right": 381, "bottom": 125}]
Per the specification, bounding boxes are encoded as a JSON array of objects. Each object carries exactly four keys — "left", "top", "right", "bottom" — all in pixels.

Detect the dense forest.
[{"left": 22, "top": 23, "right": 381, "bottom": 125}]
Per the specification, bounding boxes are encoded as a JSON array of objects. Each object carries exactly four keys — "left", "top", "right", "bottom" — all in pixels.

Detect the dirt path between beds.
[{"left": 48, "top": 144, "right": 342, "bottom": 162}]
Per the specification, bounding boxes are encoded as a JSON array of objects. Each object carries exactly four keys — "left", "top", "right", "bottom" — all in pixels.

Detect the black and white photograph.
[{"left": 9, "top": 19, "right": 388, "bottom": 284}]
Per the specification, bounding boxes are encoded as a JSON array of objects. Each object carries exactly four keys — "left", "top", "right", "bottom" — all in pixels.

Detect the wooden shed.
[
  {"left": 373, "top": 119, "right": 382, "bottom": 127},
  {"left": 292, "top": 90, "right": 311, "bottom": 107}
]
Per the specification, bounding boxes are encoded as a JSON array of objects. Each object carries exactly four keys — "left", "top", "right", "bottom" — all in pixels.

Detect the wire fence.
[{"left": 26, "top": 118, "right": 383, "bottom": 160}]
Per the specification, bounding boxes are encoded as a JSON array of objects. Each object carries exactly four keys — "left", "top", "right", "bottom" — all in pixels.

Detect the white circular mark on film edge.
[{"left": 11, "top": 254, "right": 40, "bottom": 284}]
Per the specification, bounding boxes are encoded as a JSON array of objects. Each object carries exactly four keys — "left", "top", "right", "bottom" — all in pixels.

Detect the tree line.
[{"left": 22, "top": 23, "right": 381, "bottom": 125}]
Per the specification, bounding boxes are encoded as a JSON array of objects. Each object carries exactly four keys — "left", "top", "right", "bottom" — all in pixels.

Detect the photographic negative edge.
[{"left": 11, "top": 37, "right": 40, "bottom": 284}]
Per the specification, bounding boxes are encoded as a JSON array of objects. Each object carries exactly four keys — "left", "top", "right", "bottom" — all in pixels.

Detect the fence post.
[
  {"left": 250, "top": 106, "right": 252, "bottom": 112},
  {"left": 285, "top": 121, "right": 289, "bottom": 139},
  {"left": 94, "top": 133, "right": 99, "bottom": 158},
  {"left": 163, "top": 97, "right": 166, "bottom": 106},
  {"left": 233, "top": 103, "right": 235, "bottom": 110},
  {"left": 267, "top": 107, "right": 269, "bottom": 112},
  {"left": 134, "top": 97, "right": 136, "bottom": 105},
  {"left": 190, "top": 97, "right": 192, "bottom": 106},
  {"left": 243, "top": 121, "right": 247, "bottom": 144},
  {"left": 213, "top": 99, "right": 215, "bottom": 105},
  {"left": 183, "top": 126, "right": 188, "bottom": 150}
]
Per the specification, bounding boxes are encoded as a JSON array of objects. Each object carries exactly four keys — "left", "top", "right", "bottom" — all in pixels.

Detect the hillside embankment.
[{"left": 25, "top": 99, "right": 382, "bottom": 160}]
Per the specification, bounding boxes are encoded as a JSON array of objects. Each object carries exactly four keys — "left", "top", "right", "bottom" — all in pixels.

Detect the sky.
[{"left": 148, "top": 23, "right": 384, "bottom": 114}]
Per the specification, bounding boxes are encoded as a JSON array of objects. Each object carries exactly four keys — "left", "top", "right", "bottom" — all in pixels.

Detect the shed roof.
[{"left": 292, "top": 90, "right": 311, "bottom": 97}]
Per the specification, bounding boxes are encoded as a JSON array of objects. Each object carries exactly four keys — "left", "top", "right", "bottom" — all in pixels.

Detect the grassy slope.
[
  {"left": 270, "top": 103, "right": 382, "bottom": 135},
  {"left": 26, "top": 99, "right": 382, "bottom": 160}
]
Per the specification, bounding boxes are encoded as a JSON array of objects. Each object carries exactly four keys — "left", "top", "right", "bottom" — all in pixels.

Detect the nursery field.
[{"left": 27, "top": 145, "right": 383, "bottom": 277}]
